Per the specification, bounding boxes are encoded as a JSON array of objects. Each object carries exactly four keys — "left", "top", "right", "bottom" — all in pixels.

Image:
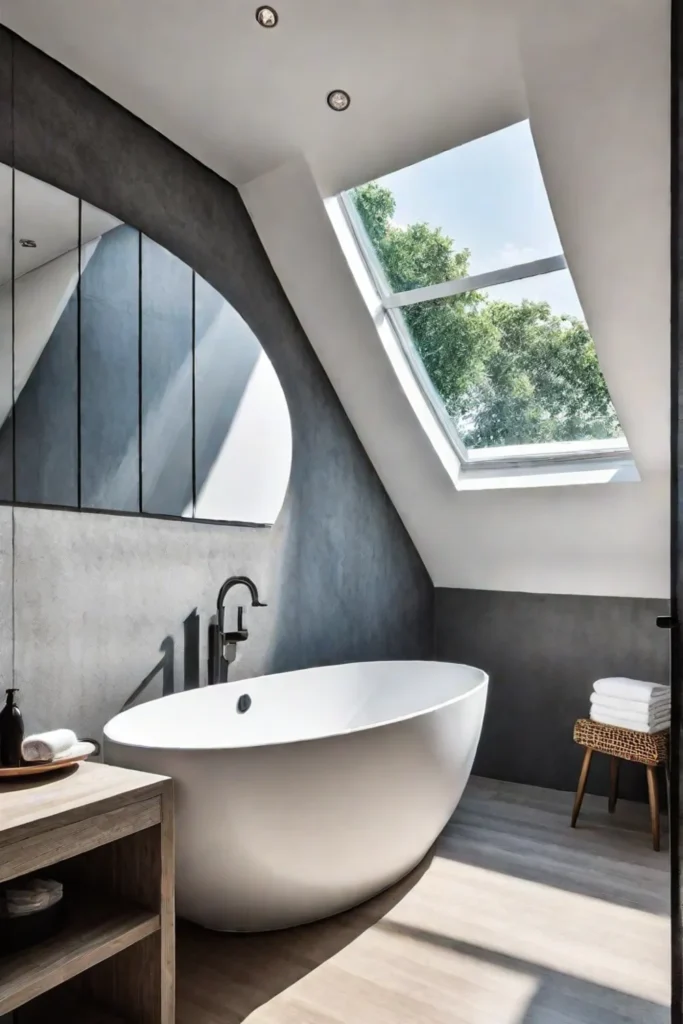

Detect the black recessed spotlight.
[
  {"left": 327, "top": 89, "right": 351, "bottom": 112},
  {"left": 19, "top": 238, "right": 36, "bottom": 248},
  {"left": 255, "top": 6, "right": 278, "bottom": 28}
]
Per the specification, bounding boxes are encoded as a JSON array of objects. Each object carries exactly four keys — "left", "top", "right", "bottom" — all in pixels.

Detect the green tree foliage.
[{"left": 351, "top": 183, "right": 621, "bottom": 448}]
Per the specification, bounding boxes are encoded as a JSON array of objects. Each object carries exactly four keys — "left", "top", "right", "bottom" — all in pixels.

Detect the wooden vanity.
[{"left": 0, "top": 761, "right": 174, "bottom": 1023}]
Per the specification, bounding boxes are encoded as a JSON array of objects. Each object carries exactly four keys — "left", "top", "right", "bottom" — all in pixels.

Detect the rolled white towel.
[
  {"left": 590, "top": 709, "right": 670, "bottom": 734},
  {"left": 593, "top": 678, "right": 669, "bottom": 701},
  {"left": 2, "top": 878, "right": 63, "bottom": 917},
  {"left": 589, "top": 693, "right": 670, "bottom": 715},
  {"left": 22, "top": 729, "right": 78, "bottom": 763},
  {"left": 52, "top": 741, "right": 97, "bottom": 762}
]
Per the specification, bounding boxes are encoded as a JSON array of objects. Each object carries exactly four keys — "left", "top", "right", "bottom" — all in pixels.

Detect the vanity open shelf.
[
  {"left": 0, "top": 761, "right": 174, "bottom": 1023},
  {"left": 0, "top": 894, "right": 159, "bottom": 1014},
  {"left": 17, "top": 993, "right": 131, "bottom": 1023}
]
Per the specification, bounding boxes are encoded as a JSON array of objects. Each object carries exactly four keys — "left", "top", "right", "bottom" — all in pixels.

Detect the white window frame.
[{"left": 338, "top": 191, "right": 635, "bottom": 482}]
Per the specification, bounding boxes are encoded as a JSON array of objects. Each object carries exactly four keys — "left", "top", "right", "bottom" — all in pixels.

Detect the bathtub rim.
[{"left": 103, "top": 659, "right": 488, "bottom": 754}]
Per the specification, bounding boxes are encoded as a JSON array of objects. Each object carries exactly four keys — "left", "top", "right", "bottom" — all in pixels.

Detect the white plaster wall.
[
  {"left": 519, "top": 0, "right": 670, "bottom": 478},
  {"left": 241, "top": 146, "right": 668, "bottom": 599}
]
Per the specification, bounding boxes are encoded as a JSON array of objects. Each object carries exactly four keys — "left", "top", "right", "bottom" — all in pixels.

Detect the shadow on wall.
[
  {"left": 121, "top": 610, "right": 204, "bottom": 712},
  {"left": 122, "top": 635, "right": 175, "bottom": 712}
]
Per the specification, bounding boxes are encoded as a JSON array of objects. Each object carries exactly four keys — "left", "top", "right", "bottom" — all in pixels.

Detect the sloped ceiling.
[
  {"left": 1, "top": 0, "right": 670, "bottom": 598},
  {"left": 0, "top": 0, "right": 525, "bottom": 191}
]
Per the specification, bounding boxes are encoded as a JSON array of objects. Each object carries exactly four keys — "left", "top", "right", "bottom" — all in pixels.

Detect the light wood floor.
[{"left": 176, "top": 777, "right": 670, "bottom": 1024}]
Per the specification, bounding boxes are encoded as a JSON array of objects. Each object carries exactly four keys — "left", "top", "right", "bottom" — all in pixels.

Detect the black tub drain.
[{"left": 236, "top": 693, "right": 252, "bottom": 714}]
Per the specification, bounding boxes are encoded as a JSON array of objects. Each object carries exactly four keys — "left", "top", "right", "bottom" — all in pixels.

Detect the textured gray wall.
[
  {"left": 0, "top": 507, "right": 11, "bottom": 692},
  {"left": 0, "top": 28, "right": 432, "bottom": 742},
  {"left": 13, "top": 507, "right": 270, "bottom": 740},
  {"left": 435, "top": 588, "right": 669, "bottom": 801}
]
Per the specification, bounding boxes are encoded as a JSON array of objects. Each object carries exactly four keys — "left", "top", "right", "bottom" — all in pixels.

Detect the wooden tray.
[{"left": 0, "top": 754, "right": 91, "bottom": 778}]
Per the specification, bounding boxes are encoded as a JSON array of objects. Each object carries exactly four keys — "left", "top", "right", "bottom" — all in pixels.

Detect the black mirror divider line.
[{"left": 672, "top": 0, "right": 682, "bottom": 1019}]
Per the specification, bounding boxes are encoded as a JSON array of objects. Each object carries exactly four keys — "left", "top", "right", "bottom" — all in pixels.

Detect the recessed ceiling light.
[
  {"left": 19, "top": 238, "right": 36, "bottom": 248},
  {"left": 327, "top": 89, "right": 351, "bottom": 112},
  {"left": 255, "top": 6, "right": 278, "bottom": 28}
]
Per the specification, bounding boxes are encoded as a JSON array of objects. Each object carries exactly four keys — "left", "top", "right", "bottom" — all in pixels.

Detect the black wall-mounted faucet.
[{"left": 208, "top": 576, "right": 267, "bottom": 685}]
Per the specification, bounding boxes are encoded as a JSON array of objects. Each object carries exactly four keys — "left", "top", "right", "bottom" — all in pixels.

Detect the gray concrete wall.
[
  {"left": 0, "top": 507, "right": 11, "bottom": 693},
  {"left": 434, "top": 588, "right": 669, "bottom": 800},
  {"left": 0, "top": 28, "right": 432, "bottom": 741}
]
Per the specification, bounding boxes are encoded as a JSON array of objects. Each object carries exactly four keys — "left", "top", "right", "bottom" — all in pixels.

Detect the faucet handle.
[{"left": 224, "top": 605, "right": 248, "bottom": 644}]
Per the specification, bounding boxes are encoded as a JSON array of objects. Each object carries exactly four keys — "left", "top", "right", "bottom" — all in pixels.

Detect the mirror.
[
  {"left": 0, "top": 166, "right": 292, "bottom": 525},
  {"left": 194, "top": 276, "right": 292, "bottom": 524},
  {"left": 140, "top": 235, "right": 193, "bottom": 517},
  {"left": 79, "top": 204, "right": 139, "bottom": 512},
  {"left": 0, "top": 163, "right": 11, "bottom": 501},
  {"left": 12, "top": 171, "right": 80, "bottom": 507}
]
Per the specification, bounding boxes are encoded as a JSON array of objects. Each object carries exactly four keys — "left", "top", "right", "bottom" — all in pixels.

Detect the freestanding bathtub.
[{"left": 104, "top": 660, "right": 487, "bottom": 932}]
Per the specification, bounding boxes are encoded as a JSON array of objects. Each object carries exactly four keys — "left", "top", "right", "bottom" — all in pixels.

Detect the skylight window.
[{"left": 341, "top": 121, "right": 626, "bottom": 461}]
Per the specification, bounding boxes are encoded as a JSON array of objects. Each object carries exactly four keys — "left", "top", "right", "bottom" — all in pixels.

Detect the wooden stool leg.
[
  {"left": 608, "top": 757, "right": 619, "bottom": 813},
  {"left": 666, "top": 760, "right": 671, "bottom": 838},
  {"left": 571, "top": 748, "right": 593, "bottom": 827},
  {"left": 646, "top": 765, "right": 661, "bottom": 852}
]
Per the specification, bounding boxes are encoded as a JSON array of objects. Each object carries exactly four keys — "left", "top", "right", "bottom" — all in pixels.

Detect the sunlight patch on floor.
[
  {"left": 376, "top": 853, "right": 669, "bottom": 1005},
  {"left": 248, "top": 946, "right": 539, "bottom": 1024}
]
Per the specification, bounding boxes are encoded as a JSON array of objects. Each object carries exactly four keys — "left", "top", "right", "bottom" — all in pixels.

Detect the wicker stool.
[{"left": 571, "top": 718, "right": 669, "bottom": 851}]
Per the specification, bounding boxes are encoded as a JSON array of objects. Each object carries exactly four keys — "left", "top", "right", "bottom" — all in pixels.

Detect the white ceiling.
[{"left": 0, "top": 0, "right": 526, "bottom": 194}]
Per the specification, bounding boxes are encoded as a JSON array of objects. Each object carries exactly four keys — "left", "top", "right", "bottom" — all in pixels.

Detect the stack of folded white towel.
[
  {"left": 590, "top": 677, "right": 670, "bottom": 734},
  {"left": 21, "top": 729, "right": 97, "bottom": 764}
]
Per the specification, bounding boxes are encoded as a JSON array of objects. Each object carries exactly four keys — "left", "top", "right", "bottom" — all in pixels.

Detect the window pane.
[
  {"left": 397, "top": 270, "right": 624, "bottom": 450},
  {"left": 348, "top": 120, "right": 562, "bottom": 293}
]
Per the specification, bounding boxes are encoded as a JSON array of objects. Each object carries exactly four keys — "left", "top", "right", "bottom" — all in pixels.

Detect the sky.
[{"left": 370, "top": 120, "right": 585, "bottom": 319}]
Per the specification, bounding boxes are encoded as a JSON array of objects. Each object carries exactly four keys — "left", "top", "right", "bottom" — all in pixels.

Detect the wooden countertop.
[{"left": 0, "top": 761, "right": 170, "bottom": 841}]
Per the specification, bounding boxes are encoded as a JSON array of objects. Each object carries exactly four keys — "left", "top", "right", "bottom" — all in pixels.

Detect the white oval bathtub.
[{"left": 104, "top": 660, "right": 487, "bottom": 932}]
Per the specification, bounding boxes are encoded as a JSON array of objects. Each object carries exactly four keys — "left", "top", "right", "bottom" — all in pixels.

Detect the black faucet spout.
[
  {"left": 217, "top": 575, "right": 267, "bottom": 631},
  {"left": 209, "top": 575, "right": 267, "bottom": 684}
]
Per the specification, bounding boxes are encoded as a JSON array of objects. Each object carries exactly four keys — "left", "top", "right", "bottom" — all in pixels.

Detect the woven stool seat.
[
  {"left": 573, "top": 718, "right": 668, "bottom": 766},
  {"left": 571, "top": 717, "right": 669, "bottom": 851}
]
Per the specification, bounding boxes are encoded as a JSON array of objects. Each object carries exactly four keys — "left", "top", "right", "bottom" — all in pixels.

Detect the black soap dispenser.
[{"left": 0, "top": 689, "right": 24, "bottom": 767}]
